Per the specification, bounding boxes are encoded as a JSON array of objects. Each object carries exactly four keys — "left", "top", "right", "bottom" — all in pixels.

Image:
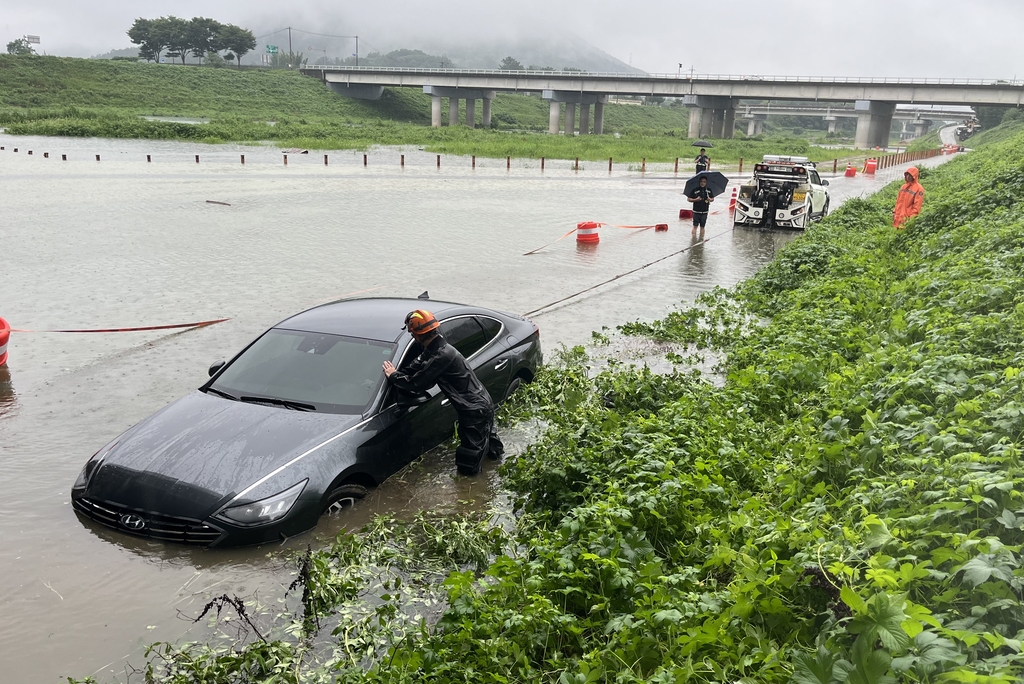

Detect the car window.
[
  {"left": 440, "top": 317, "right": 489, "bottom": 358},
  {"left": 478, "top": 316, "right": 503, "bottom": 343},
  {"left": 210, "top": 329, "right": 395, "bottom": 414},
  {"left": 810, "top": 170, "right": 822, "bottom": 185}
]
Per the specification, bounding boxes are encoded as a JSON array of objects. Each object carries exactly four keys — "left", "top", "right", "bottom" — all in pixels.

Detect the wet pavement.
[{"left": 0, "top": 133, "right": 956, "bottom": 682}]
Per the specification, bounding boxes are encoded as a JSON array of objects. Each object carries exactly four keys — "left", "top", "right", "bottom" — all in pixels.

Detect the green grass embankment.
[
  {"left": 1, "top": 55, "right": 847, "bottom": 164},
  {"left": 75, "top": 123, "right": 1024, "bottom": 683}
]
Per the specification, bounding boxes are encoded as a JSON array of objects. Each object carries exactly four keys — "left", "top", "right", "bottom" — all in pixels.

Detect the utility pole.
[
  {"left": 288, "top": 27, "right": 293, "bottom": 68},
  {"left": 355, "top": 36, "right": 358, "bottom": 66}
]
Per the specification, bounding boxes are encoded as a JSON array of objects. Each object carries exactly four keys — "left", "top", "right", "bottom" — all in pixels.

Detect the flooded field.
[{"left": 0, "top": 134, "right": 944, "bottom": 681}]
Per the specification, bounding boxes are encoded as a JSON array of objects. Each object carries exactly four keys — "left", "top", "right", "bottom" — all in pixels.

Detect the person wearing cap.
[
  {"left": 694, "top": 148, "right": 711, "bottom": 173},
  {"left": 383, "top": 309, "right": 504, "bottom": 476}
]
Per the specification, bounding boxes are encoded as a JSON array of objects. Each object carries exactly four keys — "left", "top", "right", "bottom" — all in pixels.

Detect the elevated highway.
[{"left": 300, "top": 66, "right": 1023, "bottom": 147}]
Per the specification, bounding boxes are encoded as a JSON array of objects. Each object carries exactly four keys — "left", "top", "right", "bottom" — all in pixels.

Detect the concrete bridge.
[
  {"left": 300, "top": 66, "right": 1023, "bottom": 148},
  {"left": 737, "top": 104, "right": 975, "bottom": 137}
]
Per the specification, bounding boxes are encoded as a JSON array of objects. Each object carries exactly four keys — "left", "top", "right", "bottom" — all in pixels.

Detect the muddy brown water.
[{"left": 0, "top": 135, "right": 951, "bottom": 681}]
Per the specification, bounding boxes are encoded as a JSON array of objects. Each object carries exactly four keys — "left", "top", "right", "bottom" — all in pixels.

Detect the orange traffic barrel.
[
  {"left": 576, "top": 221, "right": 600, "bottom": 243},
  {"left": 844, "top": 164, "right": 857, "bottom": 177},
  {"left": 0, "top": 317, "right": 9, "bottom": 366},
  {"left": 865, "top": 158, "right": 877, "bottom": 174},
  {"left": 679, "top": 208, "right": 693, "bottom": 219},
  {"left": 655, "top": 223, "right": 669, "bottom": 232},
  {"left": 729, "top": 187, "right": 738, "bottom": 211}
]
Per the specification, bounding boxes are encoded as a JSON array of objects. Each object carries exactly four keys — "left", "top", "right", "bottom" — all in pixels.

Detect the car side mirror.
[
  {"left": 821, "top": 180, "right": 829, "bottom": 186},
  {"left": 208, "top": 360, "right": 226, "bottom": 377}
]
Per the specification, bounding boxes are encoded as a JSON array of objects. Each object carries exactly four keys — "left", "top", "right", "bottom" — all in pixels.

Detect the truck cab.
[{"left": 734, "top": 155, "right": 830, "bottom": 230}]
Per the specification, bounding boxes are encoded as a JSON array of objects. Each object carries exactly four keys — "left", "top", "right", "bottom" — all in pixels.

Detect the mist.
[{"left": 4, "top": 0, "right": 1023, "bottom": 78}]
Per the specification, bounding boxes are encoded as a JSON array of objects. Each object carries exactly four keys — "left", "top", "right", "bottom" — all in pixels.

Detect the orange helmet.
[{"left": 404, "top": 309, "right": 439, "bottom": 335}]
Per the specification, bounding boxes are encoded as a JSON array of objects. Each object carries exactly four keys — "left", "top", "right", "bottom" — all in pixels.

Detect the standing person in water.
[
  {"left": 383, "top": 309, "right": 503, "bottom": 476},
  {"left": 893, "top": 166, "right": 925, "bottom": 228},
  {"left": 694, "top": 148, "right": 711, "bottom": 173},
  {"left": 687, "top": 175, "right": 715, "bottom": 239}
]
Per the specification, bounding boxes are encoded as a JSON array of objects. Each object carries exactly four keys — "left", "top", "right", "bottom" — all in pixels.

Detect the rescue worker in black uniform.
[
  {"left": 383, "top": 309, "right": 504, "bottom": 475},
  {"left": 694, "top": 148, "right": 711, "bottom": 173},
  {"left": 686, "top": 175, "right": 715, "bottom": 238}
]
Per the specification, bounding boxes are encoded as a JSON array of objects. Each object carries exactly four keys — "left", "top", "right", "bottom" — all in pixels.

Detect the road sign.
[
  {"left": 266, "top": 45, "right": 278, "bottom": 54},
  {"left": 26, "top": 35, "right": 40, "bottom": 44}
]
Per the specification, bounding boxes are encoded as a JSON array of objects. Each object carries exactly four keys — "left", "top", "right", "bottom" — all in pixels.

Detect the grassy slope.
[{"left": 0, "top": 55, "right": 858, "bottom": 163}]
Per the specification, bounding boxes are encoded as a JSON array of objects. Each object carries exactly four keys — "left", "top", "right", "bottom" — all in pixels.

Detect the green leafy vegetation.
[{"left": 71, "top": 112, "right": 1024, "bottom": 684}]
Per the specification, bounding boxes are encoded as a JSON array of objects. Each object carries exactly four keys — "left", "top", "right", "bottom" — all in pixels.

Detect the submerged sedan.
[{"left": 72, "top": 297, "right": 541, "bottom": 547}]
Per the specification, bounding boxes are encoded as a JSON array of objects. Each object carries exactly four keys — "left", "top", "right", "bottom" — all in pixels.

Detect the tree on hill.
[
  {"left": 128, "top": 17, "right": 172, "bottom": 62},
  {"left": 218, "top": 24, "right": 256, "bottom": 67},
  {"left": 187, "top": 17, "right": 223, "bottom": 63},
  {"left": 6, "top": 38, "right": 36, "bottom": 55},
  {"left": 499, "top": 56, "right": 525, "bottom": 70}
]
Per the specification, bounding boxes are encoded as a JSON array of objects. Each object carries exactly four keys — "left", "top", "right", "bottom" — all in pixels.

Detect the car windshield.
[{"left": 209, "top": 329, "right": 395, "bottom": 414}]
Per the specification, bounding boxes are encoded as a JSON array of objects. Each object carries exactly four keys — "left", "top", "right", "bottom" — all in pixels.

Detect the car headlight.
[{"left": 215, "top": 480, "right": 307, "bottom": 526}]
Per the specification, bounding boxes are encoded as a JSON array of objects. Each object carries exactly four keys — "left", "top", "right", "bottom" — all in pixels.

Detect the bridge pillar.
[
  {"left": 913, "top": 119, "right": 931, "bottom": 137},
  {"left": 482, "top": 98, "right": 492, "bottom": 128},
  {"left": 423, "top": 86, "right": 495, "bottom": 128},
  {"left": 854, "top": 100, "right": 895, "bottom": 149},
  {"left": 579, "top": 103, "right": 591, "bottom": 135},
  {"left": 466, "top": 98, "right": 476, "bottom": 128},
  {"left": 710, "top": 109, "right": 725, "bottom": 138},
  {"left": 723, "top": 107, "right": 736, "bottom": 139},
  {"left": 593, "top": 100, "right": 605, "bottom": 134},
  {"left": 746, "top": 117, "right": 766, "bottom": 137},
  {"left": 688, "top": 107, "right": 702, "bottom": 138},
  {"left": 431, "top": 96, "right": 442, "bottom": 128},
  {"left": 449, "top": 98, "right": 459, "bottom": 127},
  {"left": 564, "top": 103, "right": 576, "bottom": 135},
  {"left": 826, "top": 116, "right": 838, "bottom": 134},
  {"left": 543, "top": 91, "right": 604, "bottom": 135},
  {"left": 549, "top": 101, "right": 561, "bottom": 134}
]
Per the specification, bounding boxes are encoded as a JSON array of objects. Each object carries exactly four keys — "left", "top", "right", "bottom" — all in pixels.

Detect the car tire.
[
  {"left": 503, "top": 376, "right": 523, "bottom": 403},
  {"left": 323, "top": 483, "right": 368, "bottom": 514}
]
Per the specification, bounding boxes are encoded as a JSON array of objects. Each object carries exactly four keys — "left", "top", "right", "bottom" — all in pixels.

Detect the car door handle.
[
  {"left": 494, "top": 359, "right": 509, "bottom": 371},
  {"left": 441, "top": 398, "right": 449, "bottom": 406}
]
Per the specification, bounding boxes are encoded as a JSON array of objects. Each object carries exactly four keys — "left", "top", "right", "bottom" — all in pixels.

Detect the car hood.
[{"left": 85, "top": 391, "right": 363, "bottom": 518}]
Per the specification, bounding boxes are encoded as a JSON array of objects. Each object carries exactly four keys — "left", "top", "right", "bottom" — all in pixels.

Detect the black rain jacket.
[{"left": 388, "top": 335, "right": 493, "bottom": 414}]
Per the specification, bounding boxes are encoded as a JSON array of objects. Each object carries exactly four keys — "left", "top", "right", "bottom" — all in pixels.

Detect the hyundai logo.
[{"left": 119, "top": 514, "right": 147, "bottom": 531}]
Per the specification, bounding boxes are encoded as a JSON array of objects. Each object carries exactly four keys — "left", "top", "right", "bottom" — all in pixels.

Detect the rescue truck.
[{"left": 733, "top": 155, "right": 830, "bottom": 230}]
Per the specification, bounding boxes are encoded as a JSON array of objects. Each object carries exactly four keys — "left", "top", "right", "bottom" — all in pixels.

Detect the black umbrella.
[
  {"left": 683, "top": 170, "right": 729, "bottom": 197},
  {"left": 691, "top": 140, "right": 714, "bottom": 148}
]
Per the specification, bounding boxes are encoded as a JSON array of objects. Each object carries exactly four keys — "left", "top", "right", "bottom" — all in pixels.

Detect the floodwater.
[{"left": 0, "top": 134, "right": 951, "bottom": 682}]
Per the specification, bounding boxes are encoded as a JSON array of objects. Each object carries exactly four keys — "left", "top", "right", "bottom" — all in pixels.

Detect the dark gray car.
[{"left": 72, "top": 297, "right": 541, "bottom": 547}]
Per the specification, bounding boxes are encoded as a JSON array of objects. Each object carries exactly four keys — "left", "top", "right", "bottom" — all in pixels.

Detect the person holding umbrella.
[
  {"left": 683, "top": 170, "right": 728, "bottom": 239},
  {"left": 692, "top": 140, "right": 713, "bottom": 172}
]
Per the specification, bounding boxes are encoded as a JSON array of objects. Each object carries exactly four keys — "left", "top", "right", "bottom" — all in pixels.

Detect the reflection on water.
[{"left": 0, "top": 365, "right": 15, "bottom": 419}]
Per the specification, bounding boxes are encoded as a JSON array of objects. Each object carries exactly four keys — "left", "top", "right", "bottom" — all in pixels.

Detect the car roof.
[{"left": 274, "top": 297, "right": 473, "bottom": 342}]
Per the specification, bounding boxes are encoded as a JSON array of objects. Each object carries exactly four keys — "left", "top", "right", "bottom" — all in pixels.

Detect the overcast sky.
[{"left": 4, "top": 0, "right": 1022, "bottom": 78}]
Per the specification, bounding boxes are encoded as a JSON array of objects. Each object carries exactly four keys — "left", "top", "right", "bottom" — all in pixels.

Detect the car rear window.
[
  {"left": 210, "top": 329, "right": 395, "bottom": 414},
  {"left": 440, "top": 316, "right": 501, "bottom": 359}
]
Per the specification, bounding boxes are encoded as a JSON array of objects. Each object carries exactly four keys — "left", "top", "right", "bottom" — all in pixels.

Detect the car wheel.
[
  {"left": 323, "top": 483, "right": 368, "bottom": 514},
  {"left": 503, "top": 376, "right": 523, "bottom": 403}
]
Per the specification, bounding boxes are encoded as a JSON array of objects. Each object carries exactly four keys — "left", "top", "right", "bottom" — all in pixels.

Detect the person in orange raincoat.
[{"left": 893, "top": 166, "right": 925, "bottom": 228}]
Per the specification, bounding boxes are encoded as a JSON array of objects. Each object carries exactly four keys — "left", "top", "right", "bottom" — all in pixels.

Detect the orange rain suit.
[{"left": 893, "top": 166, "right": 925, "bottom": 228}]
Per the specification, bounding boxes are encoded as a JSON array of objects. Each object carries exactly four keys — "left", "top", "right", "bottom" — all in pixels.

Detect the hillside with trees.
[{"left": 127, "top": 16, "right": 256, "bottom": 67}]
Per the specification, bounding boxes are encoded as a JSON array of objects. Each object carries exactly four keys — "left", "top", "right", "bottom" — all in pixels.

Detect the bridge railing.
[{"left": 300, "top": 66, "right": 1024, "bottom": 87}]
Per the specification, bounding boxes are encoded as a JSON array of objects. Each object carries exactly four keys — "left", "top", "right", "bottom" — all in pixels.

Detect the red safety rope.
[{"left": 12, "top": 318, "right": 229, "bottom": 333}]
